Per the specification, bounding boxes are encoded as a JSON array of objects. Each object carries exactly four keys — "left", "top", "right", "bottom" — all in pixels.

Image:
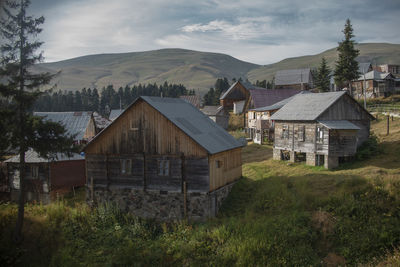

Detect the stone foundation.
[
  {"left": 289, "top": 151, "right": 296, "bottom": 163},
  {"left": 273, "top": 148, "right": 281, "bottom": 160},
  {"left": 88, "top": 182, "right": 236, "bottom": 221},
  {"left": 306, "top": 153, "right": 316, "bottom": 166}
]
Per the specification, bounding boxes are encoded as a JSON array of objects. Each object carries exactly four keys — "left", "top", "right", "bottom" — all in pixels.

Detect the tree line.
[{"left": 33, "top": 82, "right": 195, "bottom": 115}]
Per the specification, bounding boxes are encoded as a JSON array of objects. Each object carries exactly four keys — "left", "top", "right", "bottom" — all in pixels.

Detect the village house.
[
  {"left": 352, "top": 70, "right": 396, "bottom": 99},
  {"left": 34, "top": 111, "right": 96, "bottom": 144},
  {"left": 201, "top": 106, "right": 230, "bottom": 129},
  {"left": 5, "top": 150, "right": 85, "bottom": 203},
  {"left": 84, "top": 96, "right": 242, "bottom": 220},
  {"left": 247, "top": 91, "right": 311, "bottom": 144},
  {"left": 179, "top": 95, "right": 202, "bottom": 109},
  {"left": 271, "top": 91, "right": 374, "bottom": 169},
  {"left": 274, "top": 68, "right": 314, "bottom": 90}
]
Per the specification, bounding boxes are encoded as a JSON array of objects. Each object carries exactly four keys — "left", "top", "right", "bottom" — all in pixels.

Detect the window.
[
  {"left": 316, "top": 127, "right": 324, "bottom": 143},
  {"left": 130, "top": 119, "right": 138, "bottom": 131},
  {"left": 282, "top": 125, "right": 289, "bottom": 139},
  {"left": 120, "top": 159, "right": 132, "bottom": 175},
  {"left": 158, "top": 160, "right": 170, "bottom": 176},
  {"left": 31, "top": 166, "right": 39, "bottom": 179},
  {"left": 298, "top": 126, "right": 305, "bottom": 141}
]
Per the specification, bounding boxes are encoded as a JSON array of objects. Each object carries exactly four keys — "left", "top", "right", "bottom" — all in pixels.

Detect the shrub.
[{"left": 356, "top": 134, "right": 381, "bottom": 160}]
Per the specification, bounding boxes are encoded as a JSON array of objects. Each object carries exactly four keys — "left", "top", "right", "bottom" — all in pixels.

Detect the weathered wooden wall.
[
  {"left": 328, "top": 130, "right": 358, "bottom": 156},
  {"left": 209, "top": 148, "right": 242, "bottom": 191},
  {"left": 85, "top": 100, "right": 208, "bottom": 157},
  {"left": 220, "top": 83, "right": 249, "bottom": 109}
]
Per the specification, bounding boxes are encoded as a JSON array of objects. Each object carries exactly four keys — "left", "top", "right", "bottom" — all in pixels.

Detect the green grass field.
[{"left": 1, "top": 117, "right": 400, "bottom": 266}]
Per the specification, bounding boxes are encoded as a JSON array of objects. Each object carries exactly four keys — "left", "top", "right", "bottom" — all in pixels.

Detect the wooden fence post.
[
  {"left": 91, "top": 176, "right": 94, "bottom": 202},
  {"left": 387, "top": 115, "right": 390, "bottom": 136}
]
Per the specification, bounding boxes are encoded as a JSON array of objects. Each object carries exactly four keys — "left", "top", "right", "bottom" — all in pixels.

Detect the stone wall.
[
  {"left": 88, "top": 182, "right": 236, "bottom": 221},
  {"left": 306, "top": 152, "right": 316, "bottom": 166},
  {"left": 273, "top": 148, "right": 281, "bottom": 160}
]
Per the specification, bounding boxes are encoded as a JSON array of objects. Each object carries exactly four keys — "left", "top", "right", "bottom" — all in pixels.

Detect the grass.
[{"left": 1, "top": 117, "right": 400, "bottom": 266}]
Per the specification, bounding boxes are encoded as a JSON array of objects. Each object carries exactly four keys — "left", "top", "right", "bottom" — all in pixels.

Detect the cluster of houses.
[{"left": 2, "top": 62, "right": 398, "bottom": 220}]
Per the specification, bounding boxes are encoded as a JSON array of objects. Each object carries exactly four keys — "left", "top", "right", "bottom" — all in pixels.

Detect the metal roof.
[
  {"left": 275, "top": 68, "right": 312, "bottom": 86},
  {"left": 250, "top": 91, "right": 312, "bottom": 112},
  {"left": 88, "top": 96, "right": 242, "bottom": 155},
  {"left": 357, "top": 70, "right": 393, "bottom": 81},
  {"left": 358, "top": 62, "right": 372, "bottom": 74},
  {"left": 109, "top": 109, "right": 124, "bottom": 120},
  {"left": 179, "top": 95, "right": 202, "bottom": 109},
  {"left": 249, "top": 88, "right": 300, "bottom": 109},
  {"left": 201, "top": 105, "right": 223, "bottom": 116},
  {"left": 270, "top": 91, "right": 347, "bottom": 121},
  {"left": 34, "top": 112, "right": 92, "bottom": 140},
  {"left": 318, "top": 120, "right": 360, "bottom": 130},
  {"left": 5, "top": 149, "right": 84, "bottom": 163}
]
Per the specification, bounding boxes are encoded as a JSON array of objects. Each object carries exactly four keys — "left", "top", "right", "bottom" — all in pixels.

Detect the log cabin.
[
  {"left": 5, "top": 150, "right": 85, "bottom": 203},
  {"left": 270, "top": 91, "right": 374, "bottom": 169},
  {"left": 84, "top": 96, "right": 243, "bottom": 220}
]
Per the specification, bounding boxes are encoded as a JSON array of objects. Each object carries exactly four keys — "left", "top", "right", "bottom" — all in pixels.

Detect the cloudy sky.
[{"left": 25, "top": 0, "right": 400, "bottom": 64}]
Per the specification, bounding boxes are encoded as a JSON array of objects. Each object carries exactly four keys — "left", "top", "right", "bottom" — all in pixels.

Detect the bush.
[{"left": 356, "top": 134, "right": 381, "bottom": 160}]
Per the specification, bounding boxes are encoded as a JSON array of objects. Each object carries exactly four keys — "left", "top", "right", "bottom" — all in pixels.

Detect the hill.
[
  {"left": 36, "top": 43, "right": 400, "bottom": 93},
  {"left": 35, "top": 48, "right": 259, "bottom": 93},
  {"left": 248, "top": 43, "right": 400, "bottom": 82}
]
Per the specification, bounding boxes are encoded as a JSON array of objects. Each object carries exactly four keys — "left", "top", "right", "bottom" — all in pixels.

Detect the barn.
[
  {"left": 84, "top": 96, "right": 242, "bottom": 220},
  {"left": 271, "top": 91, "right": 374, "bottom": 169}
]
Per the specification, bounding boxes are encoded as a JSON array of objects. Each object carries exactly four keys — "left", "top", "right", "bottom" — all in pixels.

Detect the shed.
[
  {"left": 84, "top": 96, "right": 242, "bottom": 220},
  {"left": 271, "top": 91, "right": 374, "bottom": 169},
  {"left": 201, "top": 106, "right": 230, "bottom": 129},
  {"left": 5, "top": 150, "right": 85, "bottom": 203},
  {"left": 219, "top": 80, "right": 263, "bottom": 111},
  {"left": 34, "top": 111, "right": 95, "bottom": 144}
]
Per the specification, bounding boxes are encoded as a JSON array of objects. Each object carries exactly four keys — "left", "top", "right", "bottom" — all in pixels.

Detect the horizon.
[{"left": 23, "top": 0, "right": 400, "bottom": 65}]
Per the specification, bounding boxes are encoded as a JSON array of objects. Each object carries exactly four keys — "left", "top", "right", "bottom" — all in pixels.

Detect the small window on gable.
[
  {"left": 158, "top": 160, "right": 170, "bottom": 176},
  {"left": 298, "top": 126, "right": 305, "bottom": 142},
  {"left": 130, "top": 119, "right": 138, "bottom": 131},
  {"left": 282, "top": 125, "right": 289, "bottom": 139},
  {"left": 316, "top": 127, "right": 324, "bottom": 143},
  {"left": 215, "top": 159, "right": 223, "bottom": 169},
  {"left": 120, "top": 159, "right": 132, "bottom": 175}
]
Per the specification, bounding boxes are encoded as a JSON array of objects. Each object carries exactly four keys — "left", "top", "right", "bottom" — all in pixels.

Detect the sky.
[{"left": 20, "top": 0, "right": 400, "bottom": 64}]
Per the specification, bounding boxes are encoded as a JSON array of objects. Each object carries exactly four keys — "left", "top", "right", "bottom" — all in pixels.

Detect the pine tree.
[
  {"left": 0, "top": 0, "right": 75, "bottom": 242},
  {"left": 334, "top": 19, "right": 360, "bottom": 93},
  {"left": 315, "top": 57, "right": 332, "bottom": 92}
]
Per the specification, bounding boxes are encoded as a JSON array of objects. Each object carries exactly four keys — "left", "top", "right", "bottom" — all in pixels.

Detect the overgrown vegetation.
[{"left": 1, "top": 118, "right": 400, "bottom": 266}]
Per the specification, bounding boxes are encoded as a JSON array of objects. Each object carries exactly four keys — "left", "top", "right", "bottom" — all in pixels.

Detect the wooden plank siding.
[
  {"left": 85, "top": 100, "right": 208, "bottom": 157},
  {"left": 209, "top": 148, "right": 242, "bottom": 191}
]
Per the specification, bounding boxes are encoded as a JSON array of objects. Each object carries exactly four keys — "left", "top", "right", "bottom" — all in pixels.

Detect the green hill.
[{"left": 36, "top": 43, "right": 400, "bottom": 93}]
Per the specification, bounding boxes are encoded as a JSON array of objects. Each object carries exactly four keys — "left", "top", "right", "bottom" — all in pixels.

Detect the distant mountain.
[{"left": 36, "top": 43, "right": 400, "bottom": 93}]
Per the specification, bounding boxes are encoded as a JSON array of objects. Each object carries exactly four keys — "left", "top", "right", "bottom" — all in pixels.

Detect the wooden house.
[
  {"left": 248, "top": 91, "right": 311, "bottom": 144},
  {"left": 179, "top": 95, "right": 202, "bottom": 109},
  {"left": 274, "top": 68, "right": 314, "bottom": 90},
  {"left": 201, "top": 106, "right": 230, "bottom": 129},
  {"left": 352, "top": 70, "right": 396, "bottom": 99},
  {"left": 219, "top": 81, "right": 257, "bottom": 113},
  {"left": 5, "top": 150, "right": 85, "bottom": 203},
  {"left": 271, "top": 91, "right": 374, "bottom": 169},
  {"left": 245, "top": 88, "right": 300, "bottom": 139},
  {"left": 84, "top": 96, "right": 242, "bottom": 220},
  {"left": 34, "top": 111, "right": 96, "bottom": 144}
]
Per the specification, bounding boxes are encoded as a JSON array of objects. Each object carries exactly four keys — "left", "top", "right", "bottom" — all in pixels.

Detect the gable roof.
[
  {"left": 318, "top": 120, "right": 360, "bottom": 130},
  {"left": 271, "top": 91, "right": 347, "bottom": 121},
  {"left": 220, "top": 80, "right": 264, "bottom": 100},
  {"left": 87, "top": 96, "right": 242, "bottom": 155},
  {"left": 109, "top": 109, "right": 124, "bottom": 120},
  {"left": 275, "top": 68, "right": 312, "bottom": 85},
  {"left": 358, "top": 70, "right": 393, "bottom": 81},
  {"left": 358, "top": 62, "right": 372, "bottom": 74},
  {"left": 34, "top": 112, "right": 92, "bottom": 140},
  {"left": 250, "top": 91, "right": 312, "bottom": 112},
  {"left": 179, "top": 95, "right": 202, "bottom": 109},
  {"left": 249, "top": 88, "right": 301, "bottom": 109},
  {"left": 5, "top": 149, "right": 84, "bottom": 163},
  {"left": 202, "top": 105, "right": 224, "bottom": 116}
]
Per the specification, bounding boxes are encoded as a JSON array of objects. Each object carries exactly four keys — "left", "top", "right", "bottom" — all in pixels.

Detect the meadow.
[{"left": 1, "top": 117, "right": 400, "bottom": 266}]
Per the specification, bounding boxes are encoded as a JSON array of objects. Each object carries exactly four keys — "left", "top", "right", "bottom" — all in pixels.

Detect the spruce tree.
[
  {"left": 334, "top": 19, "right": 360, "bottom": 93},
  {"left": 0, "top": 0, "right": 74, "bottom": 242},
  {"left": 315, "top": 57, "right": 332, "bottom": 92}
]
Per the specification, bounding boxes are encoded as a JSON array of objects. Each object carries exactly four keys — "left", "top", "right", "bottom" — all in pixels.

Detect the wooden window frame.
[
  {"left": 298, "top": 125, "right": 305, "bottom": 142},
  {"left": 282, "top": 125, "right": 289, "bottom": 139},
  {"left": 316, "top": 126, "right": 324, "bottom": 143},
  {"left": 31, "top": 165, "right": 39, "bottom": 179},
  {"left": 158, "top": 160, "right": 170, "bottom": 176},
  {"left": 120, "top": 159, "right": 132, "bottom": 175}
]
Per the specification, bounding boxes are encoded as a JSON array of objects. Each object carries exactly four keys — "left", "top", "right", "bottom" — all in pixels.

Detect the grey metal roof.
[
  {"left": 318, "top": 120, "right": 360, "bottom": 130},
  {"left": 109, "top": 109, "right": 124, "bottom": 120},
  {"left": 34, "top": 112, "right": 92, "bottom": 140},
  {"left": 275, "top": 68, "right": 312, "bottom": 86},
  {"left": 250, "top": 91, "right": 312, "bottom": 112},
  {"left": 357, "top": 70, "right": 393, "bottom": 81},
  {"left": 358, "top": 62, "right": 372, "bottom": 74},
  {"left": 249, "top": 88, "right": 300, "bottom": 109},
  {"left": 201, "top": 106, "right": 223, "bottom": 116},
  {"left": 88, "top": 96, "right": 242, "bottom": 155},
  {"left": 270, "top": 91, "right": 347, "bottom": 121},
  {"left": 5, "top": 149, "right": 84, "bottom": 163}
]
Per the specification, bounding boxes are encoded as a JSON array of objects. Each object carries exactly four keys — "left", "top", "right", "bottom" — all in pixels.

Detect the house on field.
[
  {"left": 84, "top": 96, "right": 243, "bottom": 220},
  {"left": 201, "top": 106, "right": 229, "bottom": 129},
  {"left": 34, "top": 111, "right": 96, "bottom": 144},
  {"left": 219, "top": 80, "right": 262, "bottom": 114},
  {"left": 179, "top": 95, "right": 202, "bottom": 109},
  {"left": 248, "top": 91, "right": 312, "bottom": 144},
  {"left": 245, "top": 88, "right": 300, "bottom": 139},
  {"left": 375, "top": 64, "right": 400, "bottom": 77},
  {"left": 5, "top": 150, "right": 85, "bottom": 203},
  {"left": 274, "top": 68, "right": 314, "bottom": 90},
  {"left": 271, "top": 91, "right": 374, "bottom": 169},
  {"left": 352, "top": 70, "right": 396, "bottom": 99}
]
